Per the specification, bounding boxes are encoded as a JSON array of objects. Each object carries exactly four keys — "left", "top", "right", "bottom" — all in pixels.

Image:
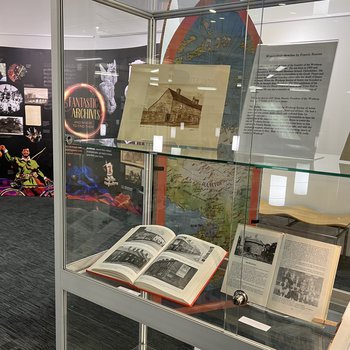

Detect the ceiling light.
[{"left": 209, "top": 9, "right": 216, "bottom": 13}]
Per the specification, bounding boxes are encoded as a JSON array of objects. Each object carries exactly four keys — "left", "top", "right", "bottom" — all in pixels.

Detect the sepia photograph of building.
[{"left": 141, "top": 88, "right": 202, "bottom": 128}]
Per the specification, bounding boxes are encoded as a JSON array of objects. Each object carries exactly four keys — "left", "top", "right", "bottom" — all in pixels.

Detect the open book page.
[
  {"left": 221, "top": 224, "right": 283, "bottom": 306},
  {"left": 134, "top": 235, "right": 227, "bottom": 305},
  {"left": 87, "top": 225, "right": 176, "bottom": 284},
  {"left": 267, "top": 234, "right": 341, "bottom": 322}
]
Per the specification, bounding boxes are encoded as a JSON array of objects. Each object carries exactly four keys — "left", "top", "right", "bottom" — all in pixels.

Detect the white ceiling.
[
  {"left": 1, "top": 0, "right": 350, "bottom": 50},
  {"left": 0, "top": 0, "right": 153, "bottom": 49}
]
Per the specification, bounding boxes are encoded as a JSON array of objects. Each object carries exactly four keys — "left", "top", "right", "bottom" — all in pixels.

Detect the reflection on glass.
[
  {"left": 293, "top": 164, "right": 310, "bottom": 195},
  {"left": 268, "top": 175, "right": 287, "bottom": 206},
  {"left": 67, "top": 293, "right": 139, "bottom": 350},
  {"left": 64, "top": 0, "right": 147, "bottom": 265}
]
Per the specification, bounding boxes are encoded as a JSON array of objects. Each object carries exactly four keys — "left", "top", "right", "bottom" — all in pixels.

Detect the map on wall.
[
  {"left": 156, "top": 1, "right": 261, "bottom": 252},
  {"left": 162, "top": 2, "right": 260, "bottom": 158},
  {"left": 164, "top": 158, "right": 251, "bottom": 251}
]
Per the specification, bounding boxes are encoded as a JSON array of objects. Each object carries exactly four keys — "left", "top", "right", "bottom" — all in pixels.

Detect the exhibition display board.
[
  {"left": 52, "top": 0, "right": 350, "bottom": 349},
  {"left": 0, "top": 48, "right": 53, "bottom": 196}
]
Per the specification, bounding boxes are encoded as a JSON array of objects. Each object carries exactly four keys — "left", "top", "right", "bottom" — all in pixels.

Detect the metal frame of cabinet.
[{"left": 51, "top": 0, "right": 350, "bottom": 349}]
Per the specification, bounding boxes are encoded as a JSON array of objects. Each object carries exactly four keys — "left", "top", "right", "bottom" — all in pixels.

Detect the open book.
[
  {"left": 87, "top": 225, "right": 227, "bottom": 306},
  {"left": 221, "top": 224, "right": 341, "bottom": 323}
]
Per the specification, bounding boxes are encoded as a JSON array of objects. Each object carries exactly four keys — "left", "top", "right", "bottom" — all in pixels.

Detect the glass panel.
[
  {"left": 231, "top": 2, "right": 349, "bottom": 349},
  {"left": 233, "top": 0, "right": 350, "bottom": 176},
  {"left": 259, "top": 169, "right": 350, "bottom": 294},
  {"left": 147, "top": 327, "right": 194, "bottom": 350},
  {"left": 228, "top": 169, "right": 347, "bottom": 349},
  {"left": 63, "top": 0, "right": 147, "bottom": 266},
  {"left": 115, "top": 8, "right": 258, "bottom": 163},
  {"left": 150, "top": 156, "right": 253, "bottom": 334},
  {"left": 67, "top": 293, "right": 140, "bottom": 349},
  {"left": 67, "top": 294, "right": 195, "bottom": 349},
  {"left": 61, "top": 1, "right": 350, "bottom": 350}
]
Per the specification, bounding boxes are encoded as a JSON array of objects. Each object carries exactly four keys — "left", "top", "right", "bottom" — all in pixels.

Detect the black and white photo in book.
[
  {"left": 143, "top": 257, "right": 198, "bottom": 290},
  {"left": 87, "top": 225, "right": 227, "bottom": 306},
  {"left": 234, "top": 233, "right": 277, "bottom": 265},
  {"left": 273, "top": 267, "right": 323, "bottom": 307},
  {"left": 221, "top": 224, "right": 341, "bottom": 322},
  {"left": 126, "top": 226, "right": 167, "bottom": 248},
  {"left": 166, "top": 236, "right": 215, "bottom": 263},
  {"left": 104, "top": 245, "right": 153, "bottom": 273}
]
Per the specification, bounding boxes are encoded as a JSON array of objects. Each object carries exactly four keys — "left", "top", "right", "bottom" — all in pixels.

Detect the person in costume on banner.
[{"left": 0, "top": 145, "right": 51, "bottom": 196}]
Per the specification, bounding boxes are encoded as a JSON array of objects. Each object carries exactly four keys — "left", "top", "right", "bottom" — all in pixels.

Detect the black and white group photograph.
[
  {"left": 273, "top": 267, "right": 323, "bottom": 307},
  {"left": 0, "top": 84, "right": 23, "bottom": 113}
]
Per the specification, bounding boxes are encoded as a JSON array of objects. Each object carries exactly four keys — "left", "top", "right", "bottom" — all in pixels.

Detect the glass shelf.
[{"left": 73, "top": 138, "right": 350, "bottom": 178}]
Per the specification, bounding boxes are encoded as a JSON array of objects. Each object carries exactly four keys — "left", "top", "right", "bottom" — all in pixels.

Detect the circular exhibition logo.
[{"left": 64, "top": 83, "right": 106, "bottom": 138}]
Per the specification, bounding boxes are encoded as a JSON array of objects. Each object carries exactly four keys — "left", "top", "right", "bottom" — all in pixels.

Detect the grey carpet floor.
[
  {"left": 0, "top": 198, "right": 193, "bottom": 350},
  {"left": 0, "top": 197, "right": 55, "bottom": 350}
]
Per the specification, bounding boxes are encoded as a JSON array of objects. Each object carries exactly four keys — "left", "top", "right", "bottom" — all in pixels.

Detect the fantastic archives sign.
[{"left": 64, "top": 83, "right": 106, "bottom": 138}]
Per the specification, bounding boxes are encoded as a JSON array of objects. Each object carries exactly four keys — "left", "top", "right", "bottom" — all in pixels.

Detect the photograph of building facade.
[{"left": 141, "top": 88, "right": 202, "bottom": 127}]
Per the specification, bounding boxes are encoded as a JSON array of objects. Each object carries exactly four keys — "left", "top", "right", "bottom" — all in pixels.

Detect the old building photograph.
[{"left": 141, "top": 88, "right": 202, "bottom": 128}]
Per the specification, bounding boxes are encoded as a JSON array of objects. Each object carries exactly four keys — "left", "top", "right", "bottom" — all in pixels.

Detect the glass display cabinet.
[{"left": 51, "top": 0, "right": 350, "bottom": 349}]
